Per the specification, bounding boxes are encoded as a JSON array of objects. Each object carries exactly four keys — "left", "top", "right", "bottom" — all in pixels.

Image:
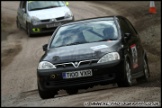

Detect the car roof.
[{"left": 61, "top": 15, "right": 126, "bottom": 27}]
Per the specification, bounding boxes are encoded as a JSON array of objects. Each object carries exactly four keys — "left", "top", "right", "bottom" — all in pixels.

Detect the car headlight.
[
  {"left": 31, "top": 16, "right": 40, "bottom": 25},
  {"left": 64, "top": 12, "right": 71, "bottom": 18},
  {"left": 38, "top": 61, "right": 56, "bottom": 70},
  {"left": 97, "top": 52, "right": 120, "bottom": 63}
]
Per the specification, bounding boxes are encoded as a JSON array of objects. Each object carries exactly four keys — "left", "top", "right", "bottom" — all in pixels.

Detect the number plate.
[
  {"left": 62, "top": 69, "right": 92, "bottom": 79},
  {"left": 46, "top": 23, "right": 61, "bottom": 28}
]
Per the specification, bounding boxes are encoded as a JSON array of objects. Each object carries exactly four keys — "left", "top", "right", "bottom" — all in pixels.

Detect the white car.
[{"left": 16, "top": 1, "right": 74, "bottom": 36}]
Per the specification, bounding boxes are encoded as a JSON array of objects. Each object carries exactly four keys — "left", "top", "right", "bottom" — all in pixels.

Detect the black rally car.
[{"left": 37, "top": 16, "right": 150, "bottom": 99}]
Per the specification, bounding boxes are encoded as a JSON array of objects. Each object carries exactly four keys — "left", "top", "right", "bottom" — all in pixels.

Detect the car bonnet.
[
  {"left": 43, "top": 40, "right": 122, "bottom": 64},
  {"left": 28, "top": 6, "right": 71, "bottom": 20}
]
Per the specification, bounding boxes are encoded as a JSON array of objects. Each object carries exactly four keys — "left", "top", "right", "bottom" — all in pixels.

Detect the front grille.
[
  {"left": 41, "top": 27, "right": 57, "bottom": 31},
  {"left": 56, "top": 17, "right": 64, "bottom": 21},
  {"left": 80, "top": 61, "right": 91, "bottom": 65},
  {"left": 40, "top": 17, "right": 64, "bottom": 23},
  {"left": 55, "top": 59, "right": 98, "bottom": 68}
]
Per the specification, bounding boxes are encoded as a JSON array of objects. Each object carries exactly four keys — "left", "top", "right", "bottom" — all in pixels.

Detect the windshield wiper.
[
  {"left": 98, "top": 39, "right": 108, "bottom": 42},
  {"left": 30, "top": 6, "right": 59, "bottom": 11},
  {"left": 101, "top": 39, "right": 117, "bottom": 41},
  {"left": 45, "top": 6, "right": 60, "bottom": 8},
  {"left": 53, "top": 42, "right": 86, "bottom": 48},
  {"left": 65, "top": 42, "right": 86, "bottom": 46},
  {"left": 53, "top": 39, "right": 116, "bottom": 48},
  {"left": 92, "top": 39, "right": 116, "bottom": 43}
]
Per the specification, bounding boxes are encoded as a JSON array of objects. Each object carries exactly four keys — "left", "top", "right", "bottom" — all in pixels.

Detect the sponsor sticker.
[{"left": 130, "top": 44, "right": 138, "bottom": 68}]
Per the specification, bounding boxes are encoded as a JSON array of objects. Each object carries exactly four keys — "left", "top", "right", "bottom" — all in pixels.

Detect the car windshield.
[
  {"left": 50, "top": 20, "right": 119, "bottom": 48},
  {"left": 28, "top": 1, "right": 65, "bottom": 11}
]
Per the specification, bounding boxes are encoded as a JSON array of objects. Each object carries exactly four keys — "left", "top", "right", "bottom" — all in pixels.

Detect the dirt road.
[{"left": 1, "top": 1, "right": 161, "bottom": 107}]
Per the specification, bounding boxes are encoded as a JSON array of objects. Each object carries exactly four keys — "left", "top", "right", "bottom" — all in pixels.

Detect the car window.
[
  {"left": 124, "top": 19, "right": 138, "bottom": 35},
  {"left": 50, "top": 20, "right": 119, "bottom": 48},
  {"left": 119, "top": 18, "right": 138, "bottom": 36},
  {"left": 20, "top": 1, "right": 26, "bottom": 9},
  {"left": 19, "top": 2, "right": 22, "bottom": 8},
  {"left": 83, "top": 30, "right": 103, "bottom": 42},
  {"left": 28, "top": 1, "right": 65, "bottom": 11},
  {"left": 119, "top": 18, "right": 132, "bottom": 34}
]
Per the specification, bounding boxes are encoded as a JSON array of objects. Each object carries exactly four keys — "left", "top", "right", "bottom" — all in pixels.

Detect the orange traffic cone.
[{"left": 149, "top": 1, "right": 156, "bottom": 14}]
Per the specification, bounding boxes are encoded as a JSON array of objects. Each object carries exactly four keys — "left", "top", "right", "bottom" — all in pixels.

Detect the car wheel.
[
  {"left": 66, "top": 88, "right": 78, "bottom": 95},
  {"left": 16, "top": 17, "right": 21, "bottom": 29},
  {"left": 117, "top": 59, "right": 133, "bottom": 87},
  {"left": 72, "top": 16, "right": 75, "bottom": 21},
  {"left": 38, "top": 84, "right": 57, "bottom": 99},
  {"left": 26, "top": 23, "right": 32, "bottom": 37},
  {"left": 136, "top": 57, "right": 150, "bottom": 82}
]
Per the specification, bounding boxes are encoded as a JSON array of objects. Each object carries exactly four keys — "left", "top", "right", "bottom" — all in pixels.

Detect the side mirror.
[
  {"left": 65, "top": 2, "right": 69, "bottom": 6},
  {"left": 22, "top": 8, "right": 26, "bottom": 13},
  {"left": 124, "top": 33, "right": 131, "bottom": 40},
  {"left": 123, "top": 33, "right": 131, "bottom": 42},
  {"left": 43, "top": 44, "right": 48, "bottom": 51}
]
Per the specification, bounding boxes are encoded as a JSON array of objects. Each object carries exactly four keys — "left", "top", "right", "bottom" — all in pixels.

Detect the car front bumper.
[
  {"left": 29, "top": 17, "right": 74, "bottom": 34},
  {"left": 37, "top": 60, "right": 123, "bottom": 91}
]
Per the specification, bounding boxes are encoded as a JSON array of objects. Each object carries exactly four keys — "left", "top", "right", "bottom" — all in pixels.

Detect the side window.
[
  {"left": 124, "top": 19, "right": 138, "bottom": 35},
  {"left": 20, "top": 2, "right": 23, "bottom": 9},
  {"left": 119, "top": 18, "right": 132, "bottom": 35},
  {"left": 22, "top": 2, "right": 26, "bottom": 9},
  {"left": 20, "top": 1, "right": 26, "bottom": 11}
]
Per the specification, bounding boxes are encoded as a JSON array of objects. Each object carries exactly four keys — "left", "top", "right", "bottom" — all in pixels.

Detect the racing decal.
[
  {"left": 130, "top": 44, "right": 138, "bottom": 68},
  {"left": 90, "top": 45, "right": 108, "bottom": 50}
]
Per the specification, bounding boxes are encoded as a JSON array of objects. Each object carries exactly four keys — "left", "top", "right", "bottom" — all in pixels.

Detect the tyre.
[
  {"left": 66, "top": 88, "right": 78, "bottom": 95},
  {"left": 38, "top": 84, "right": 57, "bottom": 99},
  {"left": 26, "top": 23, "right": 32, "bottom": 37},
  {"left": 117, "top": 59, "right": 133, "bottom": 87},
  {"left": 136, "top": 57, "right": 150, "bottom": 82},
  {"left": 72, "top": 16, "right": 75, "bottom": 21},
  {"left": 16, "top": 17, "right": 21, "bottom": 29}
]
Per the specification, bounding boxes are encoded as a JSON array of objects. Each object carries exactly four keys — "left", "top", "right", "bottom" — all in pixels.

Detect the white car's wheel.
[
  {"left": 16, "top": 17, "right": 21, "bottom": 29},
  {"left": 26, "top": 23, "right": 32, "bottom": 37}
]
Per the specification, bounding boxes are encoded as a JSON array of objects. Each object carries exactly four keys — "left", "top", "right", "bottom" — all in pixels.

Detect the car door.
[
  {"left": 124, "top": 18, "right": 144, "bottom": 72},
  {"left": 18, "top": 1, "right": 27, "bottom": 29},
  {"left": 119, "top": 17, "right": 141, "bottom": 73},
  {"left": 17, "top": 2, "right": 23, "bottom": 26}
]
